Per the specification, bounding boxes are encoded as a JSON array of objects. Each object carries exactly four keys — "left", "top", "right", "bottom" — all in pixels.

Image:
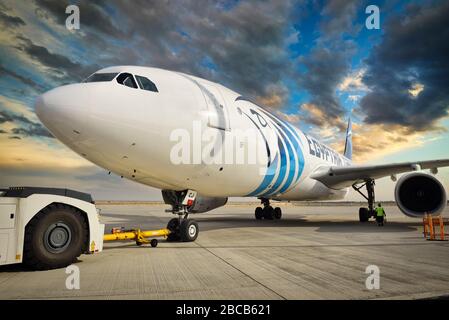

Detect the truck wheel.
[
  {"left": 166, "top": 217, "right": 180, "bottom": 242},
  {"left": 23, "top": 204, "right": 88, "bottom": 270},
  {"left": 359, "top": 207, "right": 369, "bottom": 222},
  {"left": 180, "top": 219, "right": 199, "bottom": 242}
]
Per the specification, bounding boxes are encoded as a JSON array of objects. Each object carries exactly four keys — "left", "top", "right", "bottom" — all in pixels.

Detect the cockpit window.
[
  {"left": 116, "top": 73, "right": 138, "bottom": 89},
  {"left": 84, "top": 72, "right": 118, "bottom": 82},
  {"left": 135, "top": 75, "right": 158, "bottom": 92}
]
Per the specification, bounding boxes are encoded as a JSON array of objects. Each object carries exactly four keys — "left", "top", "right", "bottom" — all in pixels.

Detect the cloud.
[
  {"left": 0, "top": 109, "right": 53, "bottom": 138},
  {"left": 15, "top": 35, "right": 95, "bottom": 82},
  {"left": 298, "top": 47, "right": 351, "bottom": 125},
  {"left": 360, "top": 1, "right": 449, "bottom": 132},
  {"left": 0, "top": 64, "right": 46, "bottom": 91},
  {"left": 297, "top": 0, "right": 360, "bottom": 131},
  {"left": 256, "top": 84, "right": 289, "bottom": 109},
  {"left": 0, "top": 10, "right": 25, "bottom": 28},
  {"left": 332, "top": 122, "right": 427, "bottom": 163},
  {"left": 0, "top": 96, "right": 53, "bottom": 138},
  {"left": 338, "top": 68, "right": 367, "bottom": 92},
  {"left": 34, "top": 0, "right": 125, "bottom": 37},
  {"left": 11, "top": 125, "right": 52, "bottom": 138},
  {"left": 320, "top": 0, "right": 361, "bottom": 40}
]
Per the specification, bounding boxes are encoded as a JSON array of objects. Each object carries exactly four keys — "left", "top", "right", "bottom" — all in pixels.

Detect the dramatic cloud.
[
  {"left": 0, "top": 10, "right": 25, "bottom": 28},
  {"left": 319, "top": 0, "right": 361, "bottom": 40},
  {"left": 0, "top": 109, "right": 53, "bottom": 138},
  {"left": 33, "top": 0, "right": 295, "bottom": 102},
  {"left": 360, "top": 1, "right": 449, "bottom": 132},
  {"left": 15, "top": 35, "right": 96, "bottom": 82},
  {"left": 35, "top": 0, "right": 124, "bottom": 37},
  {"left": 299, "top": 47, "right": 351, "bottom": 124},
  {"left": 0, "top": 64, "right": 46, "bottom": 91},
  {"left": 298, "top": 0, "right": 360, "bottom": 130}
]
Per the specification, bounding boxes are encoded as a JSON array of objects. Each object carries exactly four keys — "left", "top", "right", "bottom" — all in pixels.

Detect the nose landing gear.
[
  {"left": 166, "top": 214, "right": 199, "bottom": 242},
  {"left": 163, "top": 189, "right": 200, "bottom": 242},
  {"left": 255, "top": 198, "right": 282, "bottom": 220}
]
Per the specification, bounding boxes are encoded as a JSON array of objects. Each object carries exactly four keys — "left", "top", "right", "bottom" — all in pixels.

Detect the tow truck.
[{"left": 0, "top": 187, "right": 197, "bottom": 270}]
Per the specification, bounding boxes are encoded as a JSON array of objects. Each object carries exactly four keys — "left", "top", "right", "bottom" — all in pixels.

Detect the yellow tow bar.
[{"left": 103, "top": 228, "right": 171, "bottom": 247}]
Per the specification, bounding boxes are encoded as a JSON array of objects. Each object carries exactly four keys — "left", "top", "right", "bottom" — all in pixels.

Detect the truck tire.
[
  {"left": 23, "top": 204, "right": 88, "bottom": 270},
  {"left": 179, "top": 219, "right": 199, "bottom": 242}
]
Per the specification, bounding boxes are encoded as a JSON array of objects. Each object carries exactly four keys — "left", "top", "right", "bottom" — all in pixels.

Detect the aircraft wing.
[{"left": 310, "top": 159, "right": 449, "bottom": 189}]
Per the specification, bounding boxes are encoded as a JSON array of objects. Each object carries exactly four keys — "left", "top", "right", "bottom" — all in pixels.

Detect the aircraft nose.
[{"left": 35, "top": 84, "right": 92, "bottom": 141}]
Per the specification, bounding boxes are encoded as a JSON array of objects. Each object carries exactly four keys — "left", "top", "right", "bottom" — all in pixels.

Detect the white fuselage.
[{"left": 36, "top": 66, "right": 351, "bottom": 201}]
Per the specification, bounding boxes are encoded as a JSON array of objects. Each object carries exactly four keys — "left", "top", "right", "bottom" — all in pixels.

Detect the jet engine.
[{"left": 394, "top": 172, "right": 447, "bottom": 217}]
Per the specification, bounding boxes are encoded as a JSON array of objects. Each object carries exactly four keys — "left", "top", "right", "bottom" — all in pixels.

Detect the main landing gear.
[
  {"left": 352, "top": 179, "right": 376, "bottom": 222},
  {"left": 255, "top": 198, "right": 282, "bottom": 220}
]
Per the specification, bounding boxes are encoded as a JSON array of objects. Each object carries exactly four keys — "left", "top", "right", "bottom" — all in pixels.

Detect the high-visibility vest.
[{"left": 375, "top": 207, "right": 385, "bottom": 217}]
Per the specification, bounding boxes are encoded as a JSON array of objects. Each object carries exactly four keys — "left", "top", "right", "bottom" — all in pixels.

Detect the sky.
[{"left": 0, "top": 0, "right": 448, "bottom": 201}]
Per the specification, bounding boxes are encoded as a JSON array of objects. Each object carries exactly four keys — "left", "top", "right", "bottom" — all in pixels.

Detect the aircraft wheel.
[
  {"left": 166, "top": 217, "right": 180, "bottom": 242},
  {"left": 180, "top": 219, "right": 199, "bottom": 242},
  {"left": 263, "top": 206, "right": 274, "bottom": 220},
  {"left": 274, "top": 207, "right": 282, "bottom": 220},
  {"left": 359, "top": 207, "right": 369, "bottom": 222},
  {"left": 255, "top": 207, "right": 263, "bottom": 220}
]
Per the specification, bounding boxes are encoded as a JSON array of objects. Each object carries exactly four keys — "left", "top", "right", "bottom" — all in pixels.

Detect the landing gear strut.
[
  {"left": 255, "top": 198, "right": 282, "bottom": 220},
  {"left": 352, "top": 179, "right": 376, "bottom": 222},
  {"left": 162, "top": 190, "right": 199, "bottom": 242}
]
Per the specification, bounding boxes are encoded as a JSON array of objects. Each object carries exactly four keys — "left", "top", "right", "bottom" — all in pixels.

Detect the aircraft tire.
[
  {"left": 255, "top": 207, "right": 263, "bottom": 220},
  {"left": 263, "top": 206, "right": 274, "bottom": 220},
  {"left": 180, "top": 219, "right": 199, "bottom": 242},
  {"left": 166, "top": 217, "right": 181, "bottom": 242},
  {"left": 274, "top": 207, "right": 282, "bottom": 219},
  {"left": 359, "top": 207, "right": 369, "bottom": 222}
]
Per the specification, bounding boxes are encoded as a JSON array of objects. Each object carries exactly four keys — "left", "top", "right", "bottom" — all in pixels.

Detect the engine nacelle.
[{"left": 394, "top": 172, "right": 447, "bottom": 217}]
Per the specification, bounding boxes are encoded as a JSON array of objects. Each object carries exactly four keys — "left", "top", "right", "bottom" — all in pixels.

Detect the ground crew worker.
[{"left": 375, "top": 203, "right": 386, "bottom": 226}]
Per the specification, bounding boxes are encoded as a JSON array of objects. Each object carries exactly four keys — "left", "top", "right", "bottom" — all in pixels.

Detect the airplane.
[{"left": 35, "top": 66, "right": 449, "bottom": 242}]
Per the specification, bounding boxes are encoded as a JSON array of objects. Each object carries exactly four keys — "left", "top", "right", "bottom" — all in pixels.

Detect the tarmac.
[{"left": 0, "top": 203, "right": 448, "bottom": 299}]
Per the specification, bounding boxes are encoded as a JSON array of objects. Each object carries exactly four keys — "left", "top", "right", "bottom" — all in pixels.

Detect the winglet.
[{"left": 343, "top": 117, "right": 352, "bottom": 160}]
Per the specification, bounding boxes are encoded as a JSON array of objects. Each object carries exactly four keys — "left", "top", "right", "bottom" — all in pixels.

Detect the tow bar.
[{"left": 103, "top": 228, "right": 171, "bottom": 247}]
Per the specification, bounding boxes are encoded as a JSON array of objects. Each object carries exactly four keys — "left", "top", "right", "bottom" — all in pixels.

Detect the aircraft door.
[{"left": 199, "top": 83, "right": 230, "bottom": 131}]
